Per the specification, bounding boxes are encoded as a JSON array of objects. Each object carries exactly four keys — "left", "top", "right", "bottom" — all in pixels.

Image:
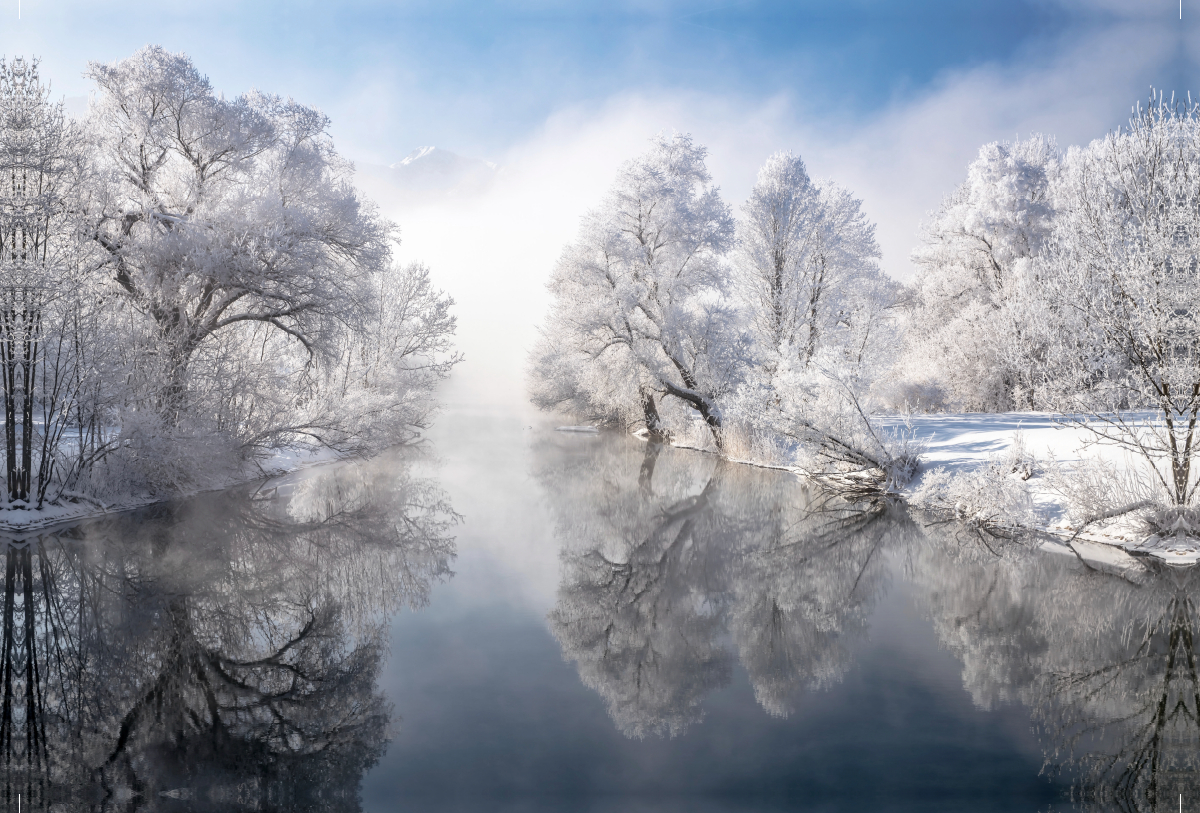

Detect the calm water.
[{"left": 0, "top": 407, "right": 1195, "bottom": 811}]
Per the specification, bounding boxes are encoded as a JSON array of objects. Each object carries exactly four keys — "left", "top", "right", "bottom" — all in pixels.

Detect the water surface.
[{"left": 2, "top": 406, "right": 1196, "bottom": 812}]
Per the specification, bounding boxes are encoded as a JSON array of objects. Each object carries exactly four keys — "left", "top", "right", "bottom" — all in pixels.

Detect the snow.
[
  {"left": 885, "top": 411, "right": 1200, "bottom": 566},
  {"left": 1062, "top": 539, "right": 1151, "bottom": 581},
  {"left": 0, "top": 444, "right": 347, "bottom": 535},
  {"left": 391, "top": 146, "right": 498, "bottom": 172},
  {"left": 556, "top": 425, "right": 600, "bottom": 434},
  {"left": 392, "top": 146, "right": 439, "bottom": 167}
]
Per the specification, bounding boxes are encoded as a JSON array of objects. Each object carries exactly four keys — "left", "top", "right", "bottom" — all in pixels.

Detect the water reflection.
[
  {"left": 538, "top": 431, "right": 1200, "bottom": 810},
  {"left": 0, "top": 449, "right": 455, "bottom": 811},
  {"left": 538, "top": 434, "right": 915, "bottom": 737},
  {"left": 913, "top": 530, "right": 1200, "bottom": 812}
]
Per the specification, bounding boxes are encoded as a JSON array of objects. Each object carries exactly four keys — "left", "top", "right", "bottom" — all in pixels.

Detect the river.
[{"left": 0, "top": 405, "right": 1194, "bottom": 811}]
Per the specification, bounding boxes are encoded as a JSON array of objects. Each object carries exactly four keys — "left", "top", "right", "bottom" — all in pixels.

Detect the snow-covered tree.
[
  {"left": 85, "top": 47, "right": 394, "bottom": 416},
  {"left": 80, "top": 47, "right": 461, "bottom": 469},
  {"left": 0, "top": 58, "right": 118, "bottom": 509},
  {"left": 0, "top": 47, "right": 466, "bottom": 510},
  {"left": 1036, "top": 100, "right": 1200, "bottom": 513},
  {"left": 34, "top": 46, "right": 463, "bottom": 497},
  {"left": 531, "top": 137, "right": 913, "bottom": 490},
  {"left": 530, "top": 133, "right": 739, "bottom": 446},
  {"left": 735, "top": 151, "right": 889, "bottom": 378},
  {"left": 722, "top": 151, "right": 911, "bottom": 487},
  {"left": 905, "top": 136, "right": 1060, "bottom": 410}
]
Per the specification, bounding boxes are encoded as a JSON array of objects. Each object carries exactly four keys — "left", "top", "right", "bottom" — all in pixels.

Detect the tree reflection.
[
  {"left": 538, "top": 433, "right": 914, "bottom": 737},
  {"left": 541, "top": 432, "right": 1200, "bottom": 804},
  {"left": 910, "top": 522, "right": 1200, "bottom": 812},
  {"left": 0, "top": 448, "right": 455, "bottom": 811}
]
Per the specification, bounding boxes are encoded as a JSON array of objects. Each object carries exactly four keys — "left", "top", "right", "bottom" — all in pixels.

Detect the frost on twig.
[
  {"left": 716, "top": 367, "right": 922, "bottom": 498},
  {"left": 1045, "top": 455, "right": 1161, "bottom": 540},
  {"left": 782, "top": 372, "right": 922, "bottom": 497}
]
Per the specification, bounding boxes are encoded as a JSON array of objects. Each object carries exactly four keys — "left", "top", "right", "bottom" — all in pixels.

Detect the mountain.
[{"left": 355, "top": 147, "right": 499, "bottom": 210}]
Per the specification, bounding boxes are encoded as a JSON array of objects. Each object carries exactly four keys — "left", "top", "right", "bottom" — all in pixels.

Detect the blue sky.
[{"left": 0, "top": 1, "right": 1182, "bottom": 161}]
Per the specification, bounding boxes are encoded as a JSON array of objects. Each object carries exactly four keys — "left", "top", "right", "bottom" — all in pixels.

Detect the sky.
[{"left": 0, "top": 0, "right": 1193, "bottom": 407}]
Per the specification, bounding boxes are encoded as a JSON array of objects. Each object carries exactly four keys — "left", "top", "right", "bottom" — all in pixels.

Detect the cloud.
[{"left": 811, "top": 20, "right": 1174, "bottom": 283}]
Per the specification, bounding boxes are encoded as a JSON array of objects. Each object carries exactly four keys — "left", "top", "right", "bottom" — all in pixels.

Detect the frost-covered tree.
[
  {"left": 28, "top": 46, "right": 463, "bottom": 499},
  {"left": 736, "top": 151, "right": 822, "bottom": 370},
  {"left": 84, "top": 47, "right": 394, "bottom": 416},
  {"left": 1036, "top": 100, "right": 1200, "bottom": 515},
  {"left": 723, "top": 151, "right": 910, "bottom": 487},
  {"left": 905, "top": 136, "right": 1060, "bottom": 410},
  {"left": 530, "top": 133, "right": 739, "bottom": 446},
  {"left": 79, "top": 47, "right": 460, "bottom": 472},
  {"left": 0, "top": 58, "right": 118, "bottom": 509},
  {"left": 0, "top": 47, "right": 464, "bottom": 511},
  {"left": 531, "top": 136, "right": 914, "bottom": 490},
  {"left": 736, "top": 151, "right": 889, "bottom": 378}
]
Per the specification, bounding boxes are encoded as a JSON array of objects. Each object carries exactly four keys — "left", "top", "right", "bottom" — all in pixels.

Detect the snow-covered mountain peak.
[
  {"left": 391, "top": 146, "right": 438, "bottom": 169},
  {"left": 388, "top": 146, "right": 497, "bottom": 172},
  {"left": 356, "top": 146, "right": 500, "bottom": 209}
]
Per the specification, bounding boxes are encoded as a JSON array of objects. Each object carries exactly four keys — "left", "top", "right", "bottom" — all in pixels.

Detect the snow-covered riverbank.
[
  {"left": 619, "top": 410, "right": 1199, "bottom": 570},
  {"left": 0, "top": 445, "right": 345, "bottom": 535},
  {"left": 883, "top": 412, "right": 1200, "bottom": 568}
]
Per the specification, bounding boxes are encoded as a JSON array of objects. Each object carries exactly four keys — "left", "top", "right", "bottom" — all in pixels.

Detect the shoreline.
[
  {"left": 590, "top": 411, "right": 1200, "bottom": 570},
  {"left": 0, "top": 445, "right": 351, "bottom": 537}
]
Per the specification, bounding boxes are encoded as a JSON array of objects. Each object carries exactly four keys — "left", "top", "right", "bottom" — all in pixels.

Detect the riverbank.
[
  {"left": 887, "top": 412, "right": 1200, "bottom": 566},
  {"left": 618, "top": 410, "right": 1199, "bottom": 569},
  {"left": 0, "top": 444, "right": 345, "bottom": 535}
]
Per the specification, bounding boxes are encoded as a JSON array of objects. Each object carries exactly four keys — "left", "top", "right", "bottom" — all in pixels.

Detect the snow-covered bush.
[
  {"left": 718, "top": 365, "right": 921, "bottom": 493},
  {"left": 911, "top": 462, "right": 1037, "bottom": 533},
  {"left": 912, "top": 433, "right": 1043, "bottom": 532}
]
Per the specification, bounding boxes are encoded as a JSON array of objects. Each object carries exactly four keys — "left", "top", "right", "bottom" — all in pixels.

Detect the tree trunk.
[
  {"left": 661, "top": 380, "right": 723, "bottom": 451},
  {"left": 0, "top": 292, "right": 41, "bottom": 504},
  {"left": 640, "top": 389, "right": 669, "bottom": 441}
]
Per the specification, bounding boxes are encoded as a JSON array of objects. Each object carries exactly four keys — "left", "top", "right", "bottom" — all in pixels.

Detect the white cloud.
[{"left": 811, "top": 20, "right": 1172, "bottom": 282}]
